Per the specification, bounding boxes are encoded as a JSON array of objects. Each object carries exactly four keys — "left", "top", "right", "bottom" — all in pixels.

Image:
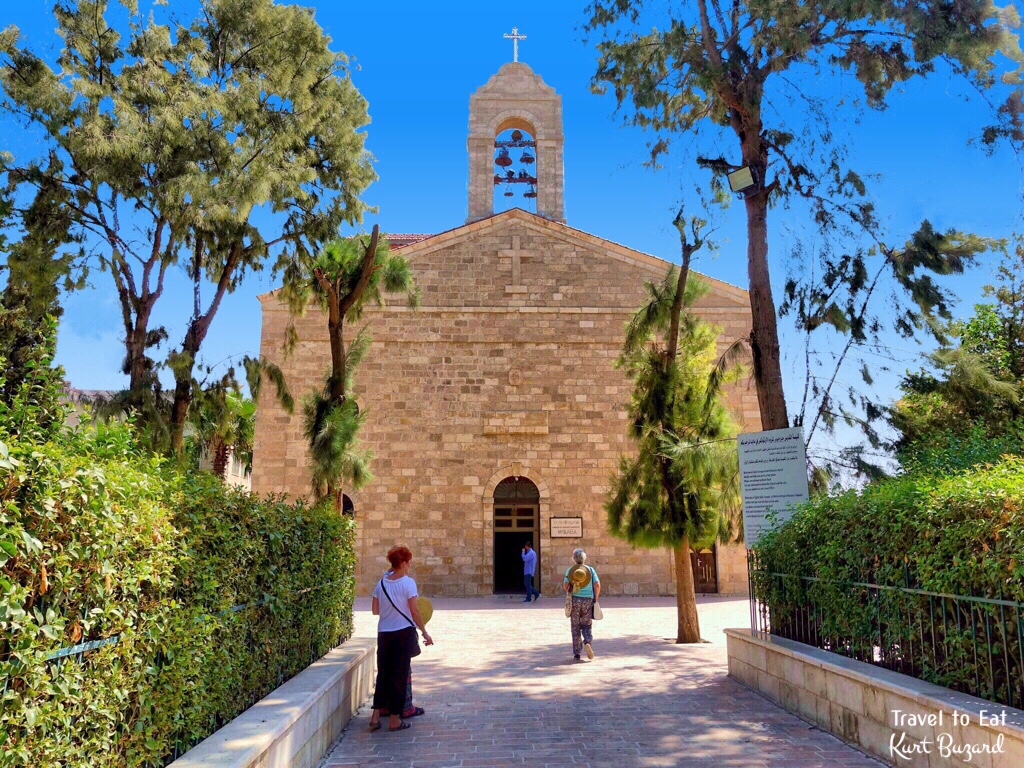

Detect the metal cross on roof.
[{"left": 503, "top": 27, "right": 526, "bottom": 62}]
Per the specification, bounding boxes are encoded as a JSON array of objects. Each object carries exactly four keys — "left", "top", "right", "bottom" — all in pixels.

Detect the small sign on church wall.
[{"left": 550, "top": 517, "right": 583, "bottom": 538}]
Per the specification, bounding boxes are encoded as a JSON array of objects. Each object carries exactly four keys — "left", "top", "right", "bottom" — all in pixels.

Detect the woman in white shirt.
[{"left": 367, "top": 546, "right": 433, "bottom": 732}]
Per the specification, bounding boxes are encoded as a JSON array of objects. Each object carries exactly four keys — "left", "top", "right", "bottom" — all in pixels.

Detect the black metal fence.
[{"left": 748, "top": 553, "right": 1024, "bottom": 710}]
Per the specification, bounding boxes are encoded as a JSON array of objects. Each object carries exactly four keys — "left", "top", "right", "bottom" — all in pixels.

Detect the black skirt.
[{"left": 372, "top": 626, "right": 416, "bottom": 714}]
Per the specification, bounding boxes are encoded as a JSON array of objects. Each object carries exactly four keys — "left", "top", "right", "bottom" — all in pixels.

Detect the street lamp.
[{"left": 727, "top": 165, "right": 756, "bottom": 194}]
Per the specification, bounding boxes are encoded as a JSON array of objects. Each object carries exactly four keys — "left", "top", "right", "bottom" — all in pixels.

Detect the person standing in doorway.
[{"left": 522, "top": 540, "right": 540, "bottom": 602}]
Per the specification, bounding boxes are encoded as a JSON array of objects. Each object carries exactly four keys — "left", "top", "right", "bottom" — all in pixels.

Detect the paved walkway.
[{"left": 322, "top": 595, "right": 885, "bottom": 768}]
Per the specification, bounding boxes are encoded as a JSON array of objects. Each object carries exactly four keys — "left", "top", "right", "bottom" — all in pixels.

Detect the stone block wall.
[
  {"left": 727, "top": 629, "right": 1024, "bottom": 767},
  {"left": 252, "top": 211, "right": 759, "bottom": 598}
]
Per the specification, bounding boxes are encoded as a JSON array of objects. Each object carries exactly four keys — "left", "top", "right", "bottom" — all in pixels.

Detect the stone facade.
[
  {"left": 252, "top": 210, "right": 759, "bottom": 598},
  {"left": 250, "top": 61, "right": 760, "bottom": 599}
]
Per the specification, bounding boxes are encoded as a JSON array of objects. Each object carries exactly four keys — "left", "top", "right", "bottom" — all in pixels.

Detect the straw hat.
[
  {"left": 567, "top": 564, "right": 592, "bottom": 589},
  {"left": 417, "top": 596, "right": 433, "bottom": 625}
]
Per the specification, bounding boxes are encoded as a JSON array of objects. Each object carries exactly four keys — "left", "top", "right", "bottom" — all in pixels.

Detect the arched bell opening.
[
  {"left": 492, "top": 476, "right": 540, "bottom": 593},
  {"left": 492, "top": 125, "right": 538, "bottom": 215}
]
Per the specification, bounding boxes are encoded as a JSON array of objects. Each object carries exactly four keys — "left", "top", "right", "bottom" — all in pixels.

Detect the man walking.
[{"left": 521, "top": 541, "right": 540, "bottom": 602}]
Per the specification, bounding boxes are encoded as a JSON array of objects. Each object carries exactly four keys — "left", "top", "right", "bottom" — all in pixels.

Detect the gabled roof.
[
  {"left": 391, "top": 208, "right": 750, "bottom": 304},
  {"left": 259, "top": 208, "right": 749, "bottom": 304}
]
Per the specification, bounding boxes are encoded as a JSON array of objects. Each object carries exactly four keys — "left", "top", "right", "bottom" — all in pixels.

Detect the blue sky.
[{"left": 3, "top": 1, "right": 1023, "bottom": 458}]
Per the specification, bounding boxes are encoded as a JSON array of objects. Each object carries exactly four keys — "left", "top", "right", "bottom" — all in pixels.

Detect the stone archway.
[
  {"left": 491, "top": 476, "right": 541, "bottom": 593},
  {"left": 482, "top": 464, "right": 550, "bottom": 595}
]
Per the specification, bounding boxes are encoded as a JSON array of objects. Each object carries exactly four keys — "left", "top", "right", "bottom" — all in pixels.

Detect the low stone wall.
[
  {"left": 726, "top": 628, "right": 1024, "bottom": 767},
  {"left": 170, "top": 638, "right": 375, "bottom": 768}
]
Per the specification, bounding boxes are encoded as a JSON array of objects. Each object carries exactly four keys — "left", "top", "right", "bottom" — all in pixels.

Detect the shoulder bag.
[
  {"left": 379, "top": 578, "right": 422, "bottom": 657},
  {"left": 590, "top": 567, "right": 603, "bottom": 620}
]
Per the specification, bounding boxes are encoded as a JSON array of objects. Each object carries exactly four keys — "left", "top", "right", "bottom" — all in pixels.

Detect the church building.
[{"left": 251, "top": 57, "right": 761, "bottom": 598}]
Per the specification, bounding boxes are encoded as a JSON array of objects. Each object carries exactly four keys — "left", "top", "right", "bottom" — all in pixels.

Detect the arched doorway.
[
  {"left": 342, "top": 494, "right": 354, "bottom": 515},
  {"left": 492, "top": 476, "right": 540, "bottom": 593}
]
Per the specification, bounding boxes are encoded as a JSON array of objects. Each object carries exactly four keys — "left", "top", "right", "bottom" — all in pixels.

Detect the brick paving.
[{"left": 321, "top": 595, "right": 885, "bottom": 768}]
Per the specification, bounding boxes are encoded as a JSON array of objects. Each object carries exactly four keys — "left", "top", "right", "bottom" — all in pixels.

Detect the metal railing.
[{"left": 748, "top": 553, "right": 1024, "bottom": 710}]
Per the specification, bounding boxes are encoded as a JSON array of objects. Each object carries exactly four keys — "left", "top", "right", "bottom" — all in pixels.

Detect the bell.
[
  {"left": 511, "top": 130, "right": 523, "bottom": 142},
  {"left": 504, "top": 189, "right": 514, "bottom": 197},
  {"left": 495, "top": 147, "right": 513, "bottom": 168},
  {"left": 520, "top": 152, "right": 535, "bottom": 164},
  {"left": 524, "top": 185, "right": 537, "bottom": 199}
]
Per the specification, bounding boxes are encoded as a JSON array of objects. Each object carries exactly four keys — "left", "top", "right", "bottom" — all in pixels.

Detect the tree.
[
  {"left": 281, "top": 226, "right": 418, "bottom": 511},
  {"left": 606, "top": 215, "right": 743, "bottom": 643},
  {"left": 781, "top": 222, "right": 996, "bottom": 479},
  {"left": 187, "top": 380, "right": 257, "bottom": 480},
  {"left": 891, "top": 237, "right": 1024, "bottom": 454},
  {"left": 585, "top": 0, "right": 1022, "bottom": 433},
  {"left": 0, "top": 187, "right": 69, "bottom": 430},
  {"left": 0, "top": 0, "right": 376, "bottom": 454}
]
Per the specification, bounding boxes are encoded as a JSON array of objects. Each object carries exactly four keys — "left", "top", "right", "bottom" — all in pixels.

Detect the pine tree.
[
  {"left": 0, "top": 0, "right": 376, "bottom": 454},
  {"left": 585, "top": 0, "right": 1023, "bottom": 434},
  {"left": 607, "top": 215, "right": 743, "bottom": 643}
]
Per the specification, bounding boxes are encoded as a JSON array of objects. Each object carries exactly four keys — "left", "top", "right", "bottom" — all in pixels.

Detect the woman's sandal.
[
  {"left": 404, "top": 706, "right": 425, "bottom": 718},
  {"left": 388, "top": 721, "right": 412, "bottom": 732},
  {"left": 368, "top": 721, "right": 382, "bottom": 732}
]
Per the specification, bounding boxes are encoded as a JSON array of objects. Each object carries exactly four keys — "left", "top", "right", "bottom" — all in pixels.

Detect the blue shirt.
[
  {"left": 564, "top": 565, "right": 600, "bottom": 598},
  {"left": 522, "top": 548, "right": 537, "bottom": 576}
]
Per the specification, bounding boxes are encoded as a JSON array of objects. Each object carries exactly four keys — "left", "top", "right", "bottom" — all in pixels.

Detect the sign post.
[{"left": 737, "top": 427, "right": 809, "bottom": 546}]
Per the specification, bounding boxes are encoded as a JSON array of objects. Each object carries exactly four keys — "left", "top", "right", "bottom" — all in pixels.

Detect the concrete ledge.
[
  {"left": 726, "top": 628, "right": 1024, "bottom": 767},
  {"left": 170, "top": 638, "right": 375, "bottom": 768}
]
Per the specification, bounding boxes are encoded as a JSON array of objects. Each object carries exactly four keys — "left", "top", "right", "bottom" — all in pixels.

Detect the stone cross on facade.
[
  {"left": 503, "top": 27, "right": 526, "bottom": 62},
  {"left": 500, "top": 235, "right": 529, "bottom": 296}
]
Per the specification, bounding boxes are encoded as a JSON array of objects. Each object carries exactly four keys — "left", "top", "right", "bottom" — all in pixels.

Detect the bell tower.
[{"left": 467, "top": 61, "right": 565, "bottom": 223}]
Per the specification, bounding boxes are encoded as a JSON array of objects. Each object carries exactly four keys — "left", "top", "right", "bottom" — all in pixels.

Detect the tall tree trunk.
[
  {"left": 674, "top": 536, "right": 701, "bottom": 643},
  {"left": 327, "top": 312, "right": 346, "bottom": 403},
  {"left": 213, "top": 440, "right": 232, "bottom": 480},
  {"left": 126, "top": 323, "right": 151, "bottom": 397},
  {"left": 169, "top": 375, "right": 192, "bottom": 455},
  {"left": 744, "top": 188, "right": 789, "bottom": 431}
]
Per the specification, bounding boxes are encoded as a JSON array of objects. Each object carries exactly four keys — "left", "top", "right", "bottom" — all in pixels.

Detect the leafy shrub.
[
  {"left": 753, "top": 457, "right": 1024, "bottom": 705},
  {"left": 0, "top": 355, "right": 356, "bottom": 767},
  {"left": 899, "top": 421, "right": 1024, "bottom": 475}
]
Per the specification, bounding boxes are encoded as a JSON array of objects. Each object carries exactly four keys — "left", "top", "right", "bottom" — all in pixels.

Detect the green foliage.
[
  {"left": 280, "top": 234, "right": 420, "bottom": 322},
  {"left": 900, "top": 423, "right": 1024, "bottom": 475},
  {"left": 892, "top": 239, "right": 1024, "bottom": 461},
  {"left": 752, "top": 456, "right": 1024, "bottom": 702},
  {"left": 585, "top": 0, "right": 1022, "bottom": 441},
  {"left": 186, "top": 373, "right": 257, "bottom": 477},
  {"left": 303, "top": 395, "right": 373, "bottom": 500},
  {"left": 586, "top": 1, "right": 1021, "bottom": 165},
  {"left": 0, "top": 0, "right": 376, "bottom": 452},
  {"left": 0, "top": 331, "right": 356, "bottom": 767},
  {"left": 607, "top": 264, "right": 743, "bottom": 549}
]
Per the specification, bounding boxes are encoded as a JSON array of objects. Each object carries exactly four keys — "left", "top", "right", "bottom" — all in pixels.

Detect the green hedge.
[
  {"left": 752, "top": 457, "right": 1024, "bottom": 705},
  {"left": 0, "top": 368, "right": 356, "bottom": 767}
]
